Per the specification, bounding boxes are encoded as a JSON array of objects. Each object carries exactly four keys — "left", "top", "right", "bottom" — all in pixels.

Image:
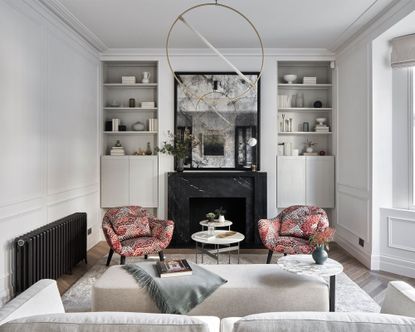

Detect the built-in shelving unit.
[
  {"left": 277, "top": 61, "right": 334, "bottom": 156},
  {"left": 101, "top": 61, "right": 159, "bottom": 210}
]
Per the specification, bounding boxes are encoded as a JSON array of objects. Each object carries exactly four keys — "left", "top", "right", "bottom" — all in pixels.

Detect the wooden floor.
[{"left": 57, "top": 241, "right": 415, "bottom": 305}]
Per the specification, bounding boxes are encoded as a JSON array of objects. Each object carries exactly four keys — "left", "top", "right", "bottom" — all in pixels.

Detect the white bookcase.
[
  {"left": 101, "top": 61, "right": 159, "bottom": 209},
  {"left": 277, "top": 61, "right": 335, "bottom": 209}
]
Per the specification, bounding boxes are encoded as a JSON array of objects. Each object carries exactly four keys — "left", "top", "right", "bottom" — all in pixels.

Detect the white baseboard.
[
  {"left": 335, "top": 232, "right": 372, "bottom": 268},
  {"left": 379, "top": 254, "right": 415, "bottom": 278}
]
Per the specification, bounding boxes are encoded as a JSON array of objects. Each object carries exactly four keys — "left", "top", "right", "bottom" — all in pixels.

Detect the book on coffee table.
[{"left": 156, "top": 259, "right": 192, "bottom": 278}]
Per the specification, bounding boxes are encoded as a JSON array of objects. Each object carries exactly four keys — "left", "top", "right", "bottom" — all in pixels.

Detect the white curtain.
[{"left": 391, "top": 33, "right": 415, "bottom": 68}]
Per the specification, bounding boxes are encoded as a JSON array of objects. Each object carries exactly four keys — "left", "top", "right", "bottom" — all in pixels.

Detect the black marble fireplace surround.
[{"left": 168, "top": 172, "right": 267, "bottom": 247}]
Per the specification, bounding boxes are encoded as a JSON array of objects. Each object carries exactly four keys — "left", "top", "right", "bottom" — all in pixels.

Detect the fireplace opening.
[{"left": 189, "top": 197, "right": 247, "bottom": 236}]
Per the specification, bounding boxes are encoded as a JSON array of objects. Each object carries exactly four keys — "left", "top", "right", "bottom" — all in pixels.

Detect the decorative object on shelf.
[
  {"left": 310, "top": 227, "right": 335, "bottom": 265},
  {"left": 166, "top": 1, "right": 264, "bottom": 103},
  {"left": 283, "top": 74, "right": 297, "bottom": 84},
  {"left": 288, "top": 118, "right": 293, "bottom": 132},
  {"left": 206, "top": 212, "right": 216, "bottom": 222},
  {"left": 315, "top": 117, "right": 329, "bottom": 133},
  {"left": 285, "top": 119, "right": 290, "bottom": 132},
  {"left": 251, "top": 164, "right": 257, "bottom": 171},
  {"left": 142, "top": 72, "right": 151, "bottom": 83},
  {"left": 175, "top": 72, "right": 260, "bottom": 170},
  {"left": 132, "top": 121, "right": 146, "bottom": 131},
  {"left": 281, "top": 113, "right": 286, "bottom": 132},
  {"left": 142, "top": 101, "right": 156, "bottom": 108},
  {"left": 304, "top": 139, "right": 317, "bottom": 153},
  {"left": 122, "top": 76, "right": 136, "bottom": 84},
  {"left": 313, "top": 100, "right": 323, "bottom": 108},
  {"left": 110, "top": 140, "right": 125, "bottom": 156},
  {"left": 148, "top": 119, "right": 158, "bottom": 132},
  {"left": 303, "top": 122, "right": 310, "bottom": 132},
  {"left": 292, "top": 149, "right": 299, "bottom": 156},
  {"left": 119, "top": 125, "right": 127, "bottom": 131},
  {"left": 112, "top": 118, "right": 120, "bottom": 132},
  {"left": 105, "top": 121, "right": 112, "bottom": 131},
  {"left": 303, "top": 76, "right": 317, "bottom": 84},
  {"left": 109, "top": 100, "right": 120, "bottom": 107},
  {"left": 278, "top": 95, "right": 292, "bottom": 108},
  {"left": 284, "top": 142, "right": 293, "bottom": 156},
  {"left": 278, "top": 143, "right": 285, "bottom": 155},
  {"left": 145, "top": 142, "right": 153, "bottom": 155},
  {"left": 156, "top": 129, "right": 200, "bottom": 172},
  {"left": 215, "top": 207, "right": 226, "bottom": 222},
  {"left": 319, "top": 150, "right": 326, "bottom": 156},
  {"left": 129, "top": 98, "right": 136, "bottom": 108},
  {"left": 296, "top": 93, "right": 304, "bottom": 107}
]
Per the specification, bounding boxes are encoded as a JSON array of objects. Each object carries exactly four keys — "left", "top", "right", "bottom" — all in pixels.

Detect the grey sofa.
[{"left": 0, "top": 279, "right": 414, "bottom": 332}]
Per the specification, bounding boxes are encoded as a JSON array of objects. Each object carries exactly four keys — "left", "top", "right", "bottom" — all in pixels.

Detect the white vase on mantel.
[{"left": 218, "top": 215, "right": 225, "bottom": 222}]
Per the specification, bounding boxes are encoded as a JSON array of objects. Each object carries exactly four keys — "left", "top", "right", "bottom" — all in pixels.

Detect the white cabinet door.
[
  {"left": 101, "top": 157, "right": 129, "bottom": 208},
  {"left": 305, "top": 157, "right": 334, "bottom": 208},
  {"left": 277, "top": 157, "right": 306, "bottom": 207},
  {"left": 129, "top": 156, "right": 158, "bottom": 207}
]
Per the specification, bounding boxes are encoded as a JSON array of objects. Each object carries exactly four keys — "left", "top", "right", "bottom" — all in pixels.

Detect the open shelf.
[
  {"left": 279, "top": 132, "right": 332, "bottom": 135},
  {"left": 278, "top": 107, "right": 332, "bottom": 112},
  {"left": 103, "top": 83, "right": 158, "bottom": 88},
  {"left": 278, "top": 83, "right": 332, "bottom": 89},
  {"left": 104, "top": 131, "right": 158, "bottom": 135},
  {"left": 104, "top": 107, "right": 157, "bottom": 111}
]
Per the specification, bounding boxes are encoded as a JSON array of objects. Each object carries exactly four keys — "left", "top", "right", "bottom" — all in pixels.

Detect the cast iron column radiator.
[{"left": 14, "top": 212, "right": 87, "bottom": 293}]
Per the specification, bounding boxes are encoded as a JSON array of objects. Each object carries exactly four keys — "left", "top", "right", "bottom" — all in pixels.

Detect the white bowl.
[
  {"left": 283, "top": 74, "right": 297, "bottom": 84},
  {"left": 316, "top": 118, "right": 327, "bottom": 125}
]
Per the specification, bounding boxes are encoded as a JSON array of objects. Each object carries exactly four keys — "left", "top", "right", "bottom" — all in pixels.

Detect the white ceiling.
[{"left": 54, "top": 0, "right": 396, "bottom": 51}]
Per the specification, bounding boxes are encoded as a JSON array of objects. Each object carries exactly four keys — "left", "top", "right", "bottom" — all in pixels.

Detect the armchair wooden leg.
[
  {"left": 120, "top": 255, "right": 126, "bottom": 265},
  {"left": 144, "top": 255, "right": 148, "bottom": 260},
  {"left": 266, "top": 250, "right": 273, "bottom": 264},
  {"left": 158, "top": 251, "right": 165, "bottom": 261},
  {"left": 106, "top": 249, "right": 114, "bottom": 267},
  {"left": 284, "top": 253, "right": 287, "bottom": 256}
]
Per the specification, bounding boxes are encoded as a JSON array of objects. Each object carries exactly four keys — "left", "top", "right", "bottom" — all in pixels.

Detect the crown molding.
[
  {"left": 38, "top": 0, "right": 107, "bottom": 52},
  {"left": 334, "top": 0, "right": 415, "bottom": 57},
  {"left": 101, "top": 48, "right": 335, "bottom": 61}
]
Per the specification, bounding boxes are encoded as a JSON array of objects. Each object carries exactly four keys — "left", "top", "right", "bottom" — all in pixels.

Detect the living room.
[{"left": 1, "top": 0, "right": 415, "bottom": 331}]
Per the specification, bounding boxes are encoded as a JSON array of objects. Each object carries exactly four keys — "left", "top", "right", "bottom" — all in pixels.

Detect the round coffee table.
[
  {"left": 277, "top": 254, "right": 343, "bottom": 312},
  {"left": 191, "top": 230, "right": 245, "bottom": 264}
]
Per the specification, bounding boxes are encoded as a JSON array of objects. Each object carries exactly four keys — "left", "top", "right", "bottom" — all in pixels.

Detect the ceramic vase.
[
  {"left": 312, "top": 245, "right": 328, "bottom": 265},
  {"left": 218, "top": 215, "right": 225, "bottom": 222},
  {"left": 176, "top": 158, "right": 184, "bottom": 172}
]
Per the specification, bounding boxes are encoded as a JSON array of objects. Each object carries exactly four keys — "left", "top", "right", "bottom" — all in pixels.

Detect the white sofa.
[{"left": 0, "top": 279, "right": 415, "bottom": 332}]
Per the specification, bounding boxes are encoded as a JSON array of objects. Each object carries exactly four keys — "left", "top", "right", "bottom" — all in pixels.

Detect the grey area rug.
[{"left": 62, "top": 253, "right": 381, "bottom": 313}]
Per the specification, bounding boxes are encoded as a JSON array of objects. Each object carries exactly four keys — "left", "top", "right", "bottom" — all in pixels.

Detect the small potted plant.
[
  {"left": 304, "top": 139, "right": 317, "bottom": 153},
  {"left": 156, "top": 129, "right": 199, "bottom": 172},
  {"left": 214, "top": 207, "right": 227, "bottom": 222},
  {"left": 309, "top": 227, "right": 336, "bottom": 265},
  {"left": 206, "top": 212, "right": 216, "bottom": 222}
]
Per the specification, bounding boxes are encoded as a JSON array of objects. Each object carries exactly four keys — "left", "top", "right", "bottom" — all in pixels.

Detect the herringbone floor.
[{"left": 57, "top": 241, "right": 415, "bottom": 305}]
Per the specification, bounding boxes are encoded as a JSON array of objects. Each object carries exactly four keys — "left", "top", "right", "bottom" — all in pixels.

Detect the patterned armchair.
[
  {"left": 102, "top": 206, "right": 174, "bottom": 265},
  {"left": 258, "top": 205, "right": 329, "bottom": 263}
]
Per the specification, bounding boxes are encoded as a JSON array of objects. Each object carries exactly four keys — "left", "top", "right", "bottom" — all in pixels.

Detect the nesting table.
[
  {"left": 277, "top": 254, "right": 343, "bottom": 312},
  {"left": 191, "top": 230, "right": 245, "bottom": 264}
]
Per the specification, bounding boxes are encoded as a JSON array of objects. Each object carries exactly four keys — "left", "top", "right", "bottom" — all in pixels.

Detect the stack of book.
[
  {"left": 141, "top": 101, "right": 156, "bottom": 108},
  {"left": 110, "top": 144, "right": 125, "bottom": 156},
  {"left": 156, "top": 259, "right": 192, "bottom": 278},
  {"left": 278, "top": 95, "right": 292, "bottom": 108},
  {"left": 148, "top": 118, "right": 158, "bottom": 132},
  {"left": 303, "top": 77, "right": 317, "bottom": 84},
  {"left": 121, "top": 76, "right": 136, "bottom": 84},
  {"left": 315, "top": 124, "right": 330, "bottom": 133}
]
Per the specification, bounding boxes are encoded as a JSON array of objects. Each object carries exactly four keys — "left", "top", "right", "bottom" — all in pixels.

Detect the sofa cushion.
[
  {"left": 279, "top": 205, "right": 328, "bottom": 238},
  {"left": 0, "top": 312, "right": 217, "bottom": 332},
  {"left": 232, "top": 312, "right": 415, "bottom": 332},
  {"left": 107, "top": 207, "right": 151, "bottom": 240}
]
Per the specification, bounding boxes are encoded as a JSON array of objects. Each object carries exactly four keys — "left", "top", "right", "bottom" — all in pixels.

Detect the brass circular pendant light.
[{"left": 166, "top": 1, "right": 264, "bottom": 103}]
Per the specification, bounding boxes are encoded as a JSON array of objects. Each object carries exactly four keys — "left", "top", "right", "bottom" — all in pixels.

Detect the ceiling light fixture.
[{"left": 166, "top": 1, "right": 264, "bottom": 102}]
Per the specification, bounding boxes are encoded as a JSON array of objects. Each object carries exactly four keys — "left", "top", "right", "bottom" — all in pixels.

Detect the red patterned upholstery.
[
  {"left": 258, "top": 205, "right": 329, "bottom": 256},
  {"left": 102, "top": 206, "right": 174, "bottom": 260}
]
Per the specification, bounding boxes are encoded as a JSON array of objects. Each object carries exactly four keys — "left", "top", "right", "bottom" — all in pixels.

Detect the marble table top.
[
  {"left": 277, "top": 254, "right": 343, "bottom": 277},
  {"left": 191, "top": 230, "right": 245, "bottom": 245}
]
